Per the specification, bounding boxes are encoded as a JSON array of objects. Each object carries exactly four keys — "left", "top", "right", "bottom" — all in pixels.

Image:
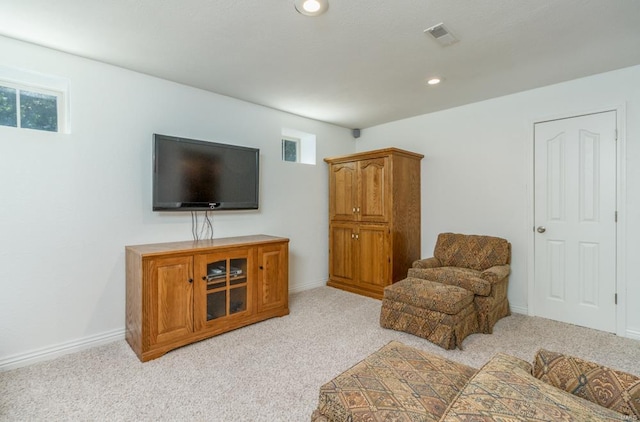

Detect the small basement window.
[
  {"left": 0, "top": 83, "right": 61, "bottom": 132},
  {"left": 282, "top": 137, "right": 300, "bottom": 162},
  {"left": 0, "top": 66, "right": 69, "bottom": 133},
  {"left": 281, "top": 128, "right": 316, "bottom": 165}
]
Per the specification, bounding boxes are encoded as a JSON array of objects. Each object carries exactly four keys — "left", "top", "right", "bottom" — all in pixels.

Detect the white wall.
[
  {"left": 356, "top": 65, "right": 640, "bottom": 338},
  {"left": 0, "top": 36, "right": 355, "bottom": 368}
]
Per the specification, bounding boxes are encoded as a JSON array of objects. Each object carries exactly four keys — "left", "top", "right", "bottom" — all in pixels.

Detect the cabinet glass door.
[{"left": 195, "top": 252, "right": 250, "bottom": 328}]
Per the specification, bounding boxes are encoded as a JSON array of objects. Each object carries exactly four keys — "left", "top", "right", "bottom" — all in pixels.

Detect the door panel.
[
  {"left": 257, "top": 244, "right": 287, "bottom": 313},
  {"left": 193, "top": 249, "right": 251, "bottom": 330},
  {"left": 329, "top": 223, "right": 356, "bottom": 284},
  {"left": 146, "top": 256, "right": 193, "bottom": 346},
  {"left": 329, "top": 162, "right": 357, "bottom": 221},
  {"left": 534, "top": 111, "right": 616, "bottom": 332},
  {"left": 358, "top": 158, "right": 389, "bottom": 222},
  {"left": 357, "top": 225, "right": 389, "bottom": 289}
]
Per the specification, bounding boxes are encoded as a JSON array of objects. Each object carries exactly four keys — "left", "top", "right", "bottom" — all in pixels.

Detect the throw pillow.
[
  {"left": 533, "top": 349, "right": 640, "bottom": 419},
  {"left": 442, "top": 353, "right": 632, "bottom": 421}
]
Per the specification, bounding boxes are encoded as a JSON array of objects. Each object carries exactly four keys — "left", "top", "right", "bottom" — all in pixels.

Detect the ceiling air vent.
[{"left": 424, "top": 23, "right": 458, "bottom": 46}]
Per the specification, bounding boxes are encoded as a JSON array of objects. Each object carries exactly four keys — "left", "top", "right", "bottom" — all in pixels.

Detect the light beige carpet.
[{"left": 1, "top": 286, "right": 638, "bottom": 421}]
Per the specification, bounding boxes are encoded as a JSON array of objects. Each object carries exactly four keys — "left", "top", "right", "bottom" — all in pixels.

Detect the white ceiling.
[{"left": 1, "top": 0, "right": 639, "bottom": 129}]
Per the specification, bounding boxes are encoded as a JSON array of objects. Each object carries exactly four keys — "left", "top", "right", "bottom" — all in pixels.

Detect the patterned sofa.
[{"left": 311, "top": 341, "right": 640, "bottom": 421}]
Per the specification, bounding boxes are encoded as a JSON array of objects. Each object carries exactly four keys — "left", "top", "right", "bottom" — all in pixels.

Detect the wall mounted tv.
[{"left": 153, "top": 134, "right": 259, "bottom": 211}]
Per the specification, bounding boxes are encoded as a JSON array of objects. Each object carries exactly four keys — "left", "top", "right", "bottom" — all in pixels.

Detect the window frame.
[
  {"left": 0, "top": 66, "right": 69, "bottom": 134},
  {"left": 0, "top": 80, "right": 65, "bottom": 133}
]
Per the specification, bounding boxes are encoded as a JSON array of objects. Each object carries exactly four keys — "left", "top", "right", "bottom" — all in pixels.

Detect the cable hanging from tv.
[{"left": 191, "top": 211, "right": 214, "bottom": 240}]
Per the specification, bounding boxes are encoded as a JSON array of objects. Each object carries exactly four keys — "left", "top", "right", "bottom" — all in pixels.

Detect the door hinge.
[
  {"left": 615, "top": 211, "right": 618, "bottom": 222},
  {"left": 615, "top": 129, "right": 618, "bottom": 141},
  {"left": 615, "top": 293, "right": 618, "bottom": 305}
]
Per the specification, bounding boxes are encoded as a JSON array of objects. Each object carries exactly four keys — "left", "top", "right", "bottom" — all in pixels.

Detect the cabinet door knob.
[
  {"left": 188, "top": 278, "right": 193, "bottom": 283},
  {"left": 259, "top": 265, "right": 264, "bottom": 270},
  {"left": 201, "top": 276, "right": 207, "bottom": 281}
]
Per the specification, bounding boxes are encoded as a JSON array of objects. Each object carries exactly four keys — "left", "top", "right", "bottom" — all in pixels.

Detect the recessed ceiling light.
[
  {"left": 294, "top": 0, "right": 329, "bottom": 16},
  {"left": 427, "top": 78, "right": 442, "bottom": 85}
]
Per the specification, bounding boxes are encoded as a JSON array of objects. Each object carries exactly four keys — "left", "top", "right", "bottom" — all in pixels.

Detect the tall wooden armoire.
[{"left": 324, "top": 148, "right": 423, "bottom": 299}]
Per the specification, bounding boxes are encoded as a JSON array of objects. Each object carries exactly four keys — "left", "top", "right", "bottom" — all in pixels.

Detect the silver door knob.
[{"left": 536, "top": 226, "right": 546, "bottom": 233}]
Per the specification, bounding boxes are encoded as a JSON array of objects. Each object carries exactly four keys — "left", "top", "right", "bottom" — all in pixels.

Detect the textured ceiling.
[{"left": 1, "top": 0, "right": 639, "bottom": 129}]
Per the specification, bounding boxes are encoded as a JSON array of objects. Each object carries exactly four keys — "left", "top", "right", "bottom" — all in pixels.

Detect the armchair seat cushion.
[{"left": 407, "top": 267, "right": 491, "bottom": 296}]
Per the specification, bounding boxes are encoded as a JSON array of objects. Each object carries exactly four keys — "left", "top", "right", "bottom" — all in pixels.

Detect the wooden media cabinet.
[{"left": 125, "top": 235, "right": 289, "bottom": 362}]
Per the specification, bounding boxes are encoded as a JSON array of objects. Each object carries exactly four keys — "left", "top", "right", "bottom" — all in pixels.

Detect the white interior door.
[{"left": 534, "top": 111, "right": 617, "bottom": 332}]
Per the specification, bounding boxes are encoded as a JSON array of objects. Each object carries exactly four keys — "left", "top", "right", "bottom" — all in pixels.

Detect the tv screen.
[{"left": 153, "top": 134, "right": 259, "bottom": 211}]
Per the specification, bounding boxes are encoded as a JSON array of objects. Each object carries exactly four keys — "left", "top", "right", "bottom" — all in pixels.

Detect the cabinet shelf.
[{"left": 206, "top": 276, "right": 247, "bottom": 291}]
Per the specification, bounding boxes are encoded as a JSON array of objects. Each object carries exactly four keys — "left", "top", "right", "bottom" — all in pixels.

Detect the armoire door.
[
  {"left": 329, "top": 162, "right": 357, "bottom": 221},
  {"left": 356, "top": 224, "right": 390, "bottom": 291},
  {"left": 358, "top": 157, "right": 389, "bottom": 223}
]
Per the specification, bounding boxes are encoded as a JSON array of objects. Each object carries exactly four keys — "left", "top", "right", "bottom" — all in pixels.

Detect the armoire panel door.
[
  {"left": 329, "top": 223, "right": 356, "bottom": 284},
  {"left": 329, "top": 162, "right": 357, "bottom": 221},
  {"left": 356, "top": 224, "right": 390, "bottom": 290},
  {"left": 358, "top": 157, "right": 389, "bottom": 223}
]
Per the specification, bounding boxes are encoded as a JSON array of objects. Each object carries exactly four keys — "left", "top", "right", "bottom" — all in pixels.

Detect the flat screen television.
[{"left": 153, "top": 134, "right": 259, "bottom": 211}]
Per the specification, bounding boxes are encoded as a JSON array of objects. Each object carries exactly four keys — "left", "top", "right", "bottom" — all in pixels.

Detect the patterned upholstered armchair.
[{"left": 407, "top": 232, "right": 511, "bottom": 334}]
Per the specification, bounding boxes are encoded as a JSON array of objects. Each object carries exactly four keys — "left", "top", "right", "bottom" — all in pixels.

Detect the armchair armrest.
[
  {"left": 412, "top": 257, "right": 442, "bottom": 269},
  {"left": 480, "top": 264, "right": 510, "bottom": 283}
]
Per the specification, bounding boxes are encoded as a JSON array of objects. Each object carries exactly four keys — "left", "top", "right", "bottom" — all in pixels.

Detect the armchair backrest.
[{"left": 434, "top": 233, "right": 511, "bottom": 271}]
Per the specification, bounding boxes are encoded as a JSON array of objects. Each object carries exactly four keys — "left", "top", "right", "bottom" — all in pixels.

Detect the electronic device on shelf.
[{"left": 206, "top": 265, "right": 243, "bottom": 281}]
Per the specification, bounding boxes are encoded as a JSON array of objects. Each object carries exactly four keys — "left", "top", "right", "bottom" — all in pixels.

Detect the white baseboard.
[
  {"left": 0, "top": 328, "right": 125, "bottom": 372},
  {"left": 509, "top": 304, "right": 528, "bottom": 315},
  {"left": 289, "top": 278, "right": 326, "bottom": 294},
  {"left": 625, "top": 328, "right": 640, "bottom": 341}
]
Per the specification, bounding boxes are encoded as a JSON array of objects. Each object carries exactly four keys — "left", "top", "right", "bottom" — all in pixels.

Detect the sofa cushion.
[
  {"left": 441, "top": 353, "right": 631, "bottom": 421},
  {"left": 434, "top": 232, "right": 510, "bottom": 271},
  {"left": 533, "top": 349, "right": 640, "bottom": 419},
  {"left": 314, "top": 341, "right": 477, "bottom": 422},
  {"left": 384, "top": 278, "right": 475, "bottom": 314},
  {"left": 407, "top": 267, "right": 492, "bottom": 296}
]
